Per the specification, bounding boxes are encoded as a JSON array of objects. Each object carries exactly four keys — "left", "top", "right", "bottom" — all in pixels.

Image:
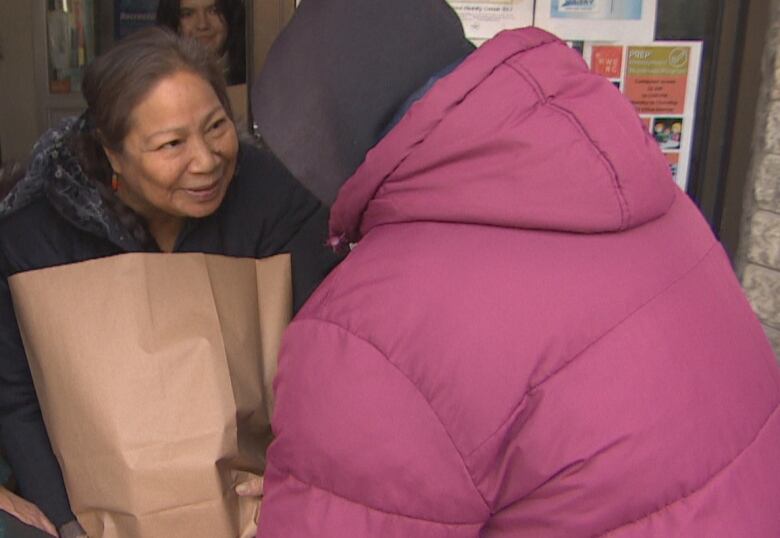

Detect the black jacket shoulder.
[
  {"left": 194, "top": 142, "right": 325, "bottom": 258},
  {"left": 0, "top": 194, "right": 119, "bottom": 278}
]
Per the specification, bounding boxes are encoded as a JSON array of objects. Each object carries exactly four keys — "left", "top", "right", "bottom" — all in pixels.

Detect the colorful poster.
[
  {"left": 534, "top": 0, "right": 657, "bottom": 42},
  {"left": 624, "top": 46, "right": 691, "bottom": 115},
  {"left": 448, "top": 0, "right": 534, "bottom": 41},
  {"left": 583, "top": 41, "right": 703, "bottom": 191}
]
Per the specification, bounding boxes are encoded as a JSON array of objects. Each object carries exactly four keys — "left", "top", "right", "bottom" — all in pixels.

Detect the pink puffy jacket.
[{"left": 258, "top": 28, "right": 780, "bottom": 537}]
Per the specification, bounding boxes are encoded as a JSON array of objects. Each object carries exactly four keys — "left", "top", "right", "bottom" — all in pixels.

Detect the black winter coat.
[{"left": 0, "top": 120, "right": 341, "bottom": 526}]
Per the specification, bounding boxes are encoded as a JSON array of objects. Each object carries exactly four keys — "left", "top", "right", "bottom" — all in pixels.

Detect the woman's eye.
[
  {"left": 179, "top": 9, "right": 193, "bottom": 18},
  {"left": 207, "top": 6, "right": 219, "bottom": 15},
  {"left": 210, "top": 119, "right": 226, "bottom": 132},
  {"left": 160, "top": 139, "right": 182, "bottom": 150}
]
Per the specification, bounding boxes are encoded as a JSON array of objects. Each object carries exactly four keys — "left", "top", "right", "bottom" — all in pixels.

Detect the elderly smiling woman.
[{"left": 0, "top": 27, "right": 338, "bottom": 538}]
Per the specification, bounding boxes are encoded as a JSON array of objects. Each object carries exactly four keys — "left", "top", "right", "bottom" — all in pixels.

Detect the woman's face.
[
  {"left": 104, "top": 70, "right": 238, "bottom": 224},
  {"left": 178, "top": 0, "right": 228, "bottom": 54}
]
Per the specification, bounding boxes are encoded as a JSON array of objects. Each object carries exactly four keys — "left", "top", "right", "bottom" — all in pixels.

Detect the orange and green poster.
[{"left": 624, "top": 46, "right": 691, "bottom": 115}]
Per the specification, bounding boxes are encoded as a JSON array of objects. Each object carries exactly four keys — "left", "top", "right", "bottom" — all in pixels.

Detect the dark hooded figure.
[{"left": 251, "top": 1, "right": 780, "bottom": 536}]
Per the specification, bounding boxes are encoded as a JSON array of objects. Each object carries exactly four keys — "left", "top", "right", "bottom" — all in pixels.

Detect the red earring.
[{"left": 111, "top": 173, "right": 119, "bottom": 192}]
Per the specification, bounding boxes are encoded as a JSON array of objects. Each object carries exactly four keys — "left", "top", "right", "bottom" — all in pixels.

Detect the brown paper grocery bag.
[{"left": 9, "top": 252, "right": 292, "bottom": 538}]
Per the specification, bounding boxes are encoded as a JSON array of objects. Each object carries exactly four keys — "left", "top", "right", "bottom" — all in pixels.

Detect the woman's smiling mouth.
[{"left": 183, "top": 179, "right": 221, "bottom": 202}]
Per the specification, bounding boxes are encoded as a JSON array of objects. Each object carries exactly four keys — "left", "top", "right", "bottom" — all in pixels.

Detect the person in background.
[
  {"left": 0, "top": 27, "right": 338, "bottom": 538},
  {"left": 250, "top": 0, "right": 780, "bottom": 536},
  {"left": 156, "top": 0, "right": 246, "bottom": 85}
]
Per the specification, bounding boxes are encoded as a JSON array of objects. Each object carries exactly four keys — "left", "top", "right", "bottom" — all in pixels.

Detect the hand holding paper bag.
[{"left": 9, "top": 253, "right": 292, "bottom": 538}]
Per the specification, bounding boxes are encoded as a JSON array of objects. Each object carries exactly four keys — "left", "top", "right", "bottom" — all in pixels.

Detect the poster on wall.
[
  {"left": 47, "top": 0, "right": 96, "bottom": 93},
  {"left": 447, "top": 0, "right": 534, "bottom": 41},
  {"left": 583, "top": 41, "right": 703, "bottom": 190},
  {"left": 115, "top": 0, "right": 159, "bottom": 40},
  {"left": 534, "top": 0, "right": 657, "bottom": 42}
]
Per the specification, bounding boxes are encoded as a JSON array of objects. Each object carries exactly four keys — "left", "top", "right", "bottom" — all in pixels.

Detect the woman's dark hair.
[
  {"left": 156, "top": 0, "right": 246, "bottom": 84},
  {"left": 74, "top": 26, "right": 233, "bottom": 246}
]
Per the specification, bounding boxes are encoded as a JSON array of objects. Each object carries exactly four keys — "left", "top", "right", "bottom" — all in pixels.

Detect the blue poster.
[
  {"left": 551, "top": 0, "right": 643, "bottom": 20},
  {"left": 115, "top": 0, "right": 159, "bottom": 39}
]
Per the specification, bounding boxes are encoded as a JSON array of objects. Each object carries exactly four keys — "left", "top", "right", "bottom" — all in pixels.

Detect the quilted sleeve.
[{"left": 257, "top": 319, "right": 490, "bottom": 537}]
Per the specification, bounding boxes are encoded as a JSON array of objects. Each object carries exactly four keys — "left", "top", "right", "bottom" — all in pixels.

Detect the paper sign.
[
  {"left": 448, "top": 0, "right": 534, "bottom": 41},
  {"left": 624, "top": 46, "right": 691, "bottom": 115},
  {"left": 534, "top": 0, "right": 657, "bottom": 42}
]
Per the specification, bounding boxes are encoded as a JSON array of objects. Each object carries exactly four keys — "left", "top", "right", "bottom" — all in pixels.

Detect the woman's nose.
[
  {"left": 189, "top": 137, "right": 219, "bottom": 173},
  {"left": 194, "top": 11, "right": 210, "bottom": 29}
]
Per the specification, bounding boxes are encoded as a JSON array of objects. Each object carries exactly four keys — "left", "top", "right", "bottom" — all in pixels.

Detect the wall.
[
  {"left": 720, "top": 0, "right": 770, "bottom": 258},
  {"left": 0, "top": 1, "right": 39, "bottom": 164},
  {"left": 737, "top": 0, "right": 780, "bottom": 358}
]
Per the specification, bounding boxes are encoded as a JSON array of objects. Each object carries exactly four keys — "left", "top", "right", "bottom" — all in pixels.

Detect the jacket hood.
[
  {"left": 330, "top": 28, "right": 677, "bottom": 246},
  {"left": 251, "top": 0, "right": 474, "bottom": 206}
]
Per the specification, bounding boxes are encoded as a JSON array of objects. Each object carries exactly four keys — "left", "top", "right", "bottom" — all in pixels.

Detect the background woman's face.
[
  {"left": 179, "top": 0, "right": 228, "bottom": 54},
  {"left": 104, "top": 70, "right": 238, "bottom": 223}
]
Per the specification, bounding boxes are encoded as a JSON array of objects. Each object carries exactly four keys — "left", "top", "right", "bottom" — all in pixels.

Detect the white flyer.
[
  {"left": 448, "top": 0, "right": 535, "bottom": 41},
  {"left": 534, "top": 0, "right": 657, "bottom": 43}
]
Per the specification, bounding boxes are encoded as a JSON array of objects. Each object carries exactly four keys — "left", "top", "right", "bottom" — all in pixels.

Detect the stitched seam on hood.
[
  {"left": 267, "top": 460, "right": 487, "bottom": 527},
  {"left": 597, "top": 399, "right": 780, "bottom": 536},
  {"left": 505, "top": 61, "right": 631, "bottom": 231},
  {"left": 364, "top": 41, "right": 637, "bottom": 238},
  {"left": 345, "top": 38, "right": 560, "bottom": 243},
  {"left": 547, "top": 102, "right": 631, "bottom": 230},
  {"left": 289, "top": 316, "right": 493, "bottom": 514}
]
